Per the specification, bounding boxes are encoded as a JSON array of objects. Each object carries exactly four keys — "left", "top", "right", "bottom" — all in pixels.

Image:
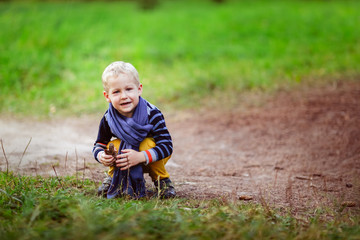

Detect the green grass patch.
[
  {"left": 0, "top": 0, "right": 359, "bottom": 116},
  {"left": 1, "top": 171, "right": 359, "bottom": 239}
]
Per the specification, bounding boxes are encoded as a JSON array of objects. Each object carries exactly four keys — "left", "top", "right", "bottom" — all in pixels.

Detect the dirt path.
[{"left": 1, "top": 81, "right": 359, "bottom": 212}]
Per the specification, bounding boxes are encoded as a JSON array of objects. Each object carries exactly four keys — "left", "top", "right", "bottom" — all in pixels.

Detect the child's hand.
[
  {"left": 115, "top": 149, "right": 146, "bottom": 170},
  {"left": 99, "top": 151, "right": 116, "bottom": 167}
]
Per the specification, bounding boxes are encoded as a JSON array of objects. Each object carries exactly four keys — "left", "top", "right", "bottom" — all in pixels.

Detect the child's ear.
[
  {"left": 138, "top": 84, "right": 143, "bottom": 96},
  {"left": 103, "top": 91, "right": 111, "bottom": 103}
]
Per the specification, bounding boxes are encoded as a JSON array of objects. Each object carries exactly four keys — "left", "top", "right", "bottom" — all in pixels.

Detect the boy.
[{"left": 93, "top": 61, "right": 175, "bottom": 199}]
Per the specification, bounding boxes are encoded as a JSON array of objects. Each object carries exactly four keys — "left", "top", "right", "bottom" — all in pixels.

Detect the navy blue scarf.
[{"left": 106, "top": 97, "right": 153, "bottom": 199}]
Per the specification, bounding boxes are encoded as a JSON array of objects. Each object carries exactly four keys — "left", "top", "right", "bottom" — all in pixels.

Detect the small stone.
[{"left": 346, "top": 183, "right": 353, "bottom": 188}]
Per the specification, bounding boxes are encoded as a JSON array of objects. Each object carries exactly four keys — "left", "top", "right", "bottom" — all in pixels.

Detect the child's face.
[{"left": 103, "top": 74, "right": 142, "bottom": 118}]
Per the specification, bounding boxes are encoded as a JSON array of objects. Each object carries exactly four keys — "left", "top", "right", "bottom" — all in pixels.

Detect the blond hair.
[{"left": 102, "top": 61, "right": 140, "bottom": 92}]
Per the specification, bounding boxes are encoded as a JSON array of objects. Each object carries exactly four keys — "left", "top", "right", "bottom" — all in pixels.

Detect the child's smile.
[{"left": 121, "top": 101, "right": 132, "bottom": 107}]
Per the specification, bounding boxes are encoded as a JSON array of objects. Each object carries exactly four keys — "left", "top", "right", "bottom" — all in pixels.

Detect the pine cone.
[{"left": 105, "top": 143, "right": 117, "bottom": 166}]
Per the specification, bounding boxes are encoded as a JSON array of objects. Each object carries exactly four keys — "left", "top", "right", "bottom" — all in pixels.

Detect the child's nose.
[{"left": 120, "top": 91, "right": 128, "bottom": 99}]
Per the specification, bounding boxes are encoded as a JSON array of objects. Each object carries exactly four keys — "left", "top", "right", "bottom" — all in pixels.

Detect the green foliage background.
[{"left": 0, "top": 0, "right": 359, "bottom": 116}]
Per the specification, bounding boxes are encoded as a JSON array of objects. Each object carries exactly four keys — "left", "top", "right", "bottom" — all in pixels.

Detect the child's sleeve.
[
  {"left": 142, "top": 109, "right": 173, "bottom": 164},
  {"left": 92, "top": 115, "right": 113, "bottom": 163}
]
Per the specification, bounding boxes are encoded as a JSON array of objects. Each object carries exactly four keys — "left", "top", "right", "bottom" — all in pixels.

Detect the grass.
[
  {"left": 1, "top": 171, "right": 359, "bottom": 240},
  {"left": 0, "top": 0, "right": 359, "bottom": 116}
]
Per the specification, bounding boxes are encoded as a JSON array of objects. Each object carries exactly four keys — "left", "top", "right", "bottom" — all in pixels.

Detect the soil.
[{"left": 1, "top": 80, "right": 359, "bottom": 213}]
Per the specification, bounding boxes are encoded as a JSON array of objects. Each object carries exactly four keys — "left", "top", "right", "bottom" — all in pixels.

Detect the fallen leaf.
[
  {"left": 341, "top": 201, "right": 356, "bottom": 207},
  {"left": 239, "top": 195, "right": 253, "bottom": 201}
]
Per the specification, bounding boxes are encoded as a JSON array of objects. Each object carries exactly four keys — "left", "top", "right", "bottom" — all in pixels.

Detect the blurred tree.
[
  {"left": 138, "top": 0, "right": 159, "bottom": 10},
  {"left": 212, "top": 0, "right": 226, "bottom": 3}
]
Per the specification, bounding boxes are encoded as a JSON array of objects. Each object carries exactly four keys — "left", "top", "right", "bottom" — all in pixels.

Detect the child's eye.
[{"left": 126, "top": 88, "right": 133, "bottom": 91}]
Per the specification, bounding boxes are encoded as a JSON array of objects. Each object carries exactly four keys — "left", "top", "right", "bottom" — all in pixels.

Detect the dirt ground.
[{"left": 1, "top": 80, "right": 359, "bottom": 213}]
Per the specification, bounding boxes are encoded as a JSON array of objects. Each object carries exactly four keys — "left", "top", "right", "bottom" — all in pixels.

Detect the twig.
[
  {"left": 18, "top": 137, "right": 32, "bottom": 167},
  {"left": 64, "top": 151, "right": 68, "bottom": 171},
  {"left": 258, "top": 188, "right": 272, "bottom": 218},
  {"left": 52, "top": 165, "right": 64, "bottom": 190},
  {"left": 0, "top": 139, "right": 9, "bottom": 173},
  {"left": 285, "top": 176, "right": 293, "bottom": 213},
  {"left": 156, "top": 175, "right": 161, "bottom": 200},
  {"left": 35, "top": 160, "right": 38, "bottom": 176},
  {"left": 75, "top": 148, "right": 78, "bottom": 187},
  {"left": 296, "top": 176, "right": 311, "bottom": 180},
  {"left": 127, "top": 167, "right": 130, "bottom": 196},
  {"left": 244, "top": 164, "right": 261, "bottom": 168},
  {"left": 82, "top": 158, "right": 86, "bottom": 183},
  {"left": 274, "top": 169, "right": 278, "bottom": 187}
]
